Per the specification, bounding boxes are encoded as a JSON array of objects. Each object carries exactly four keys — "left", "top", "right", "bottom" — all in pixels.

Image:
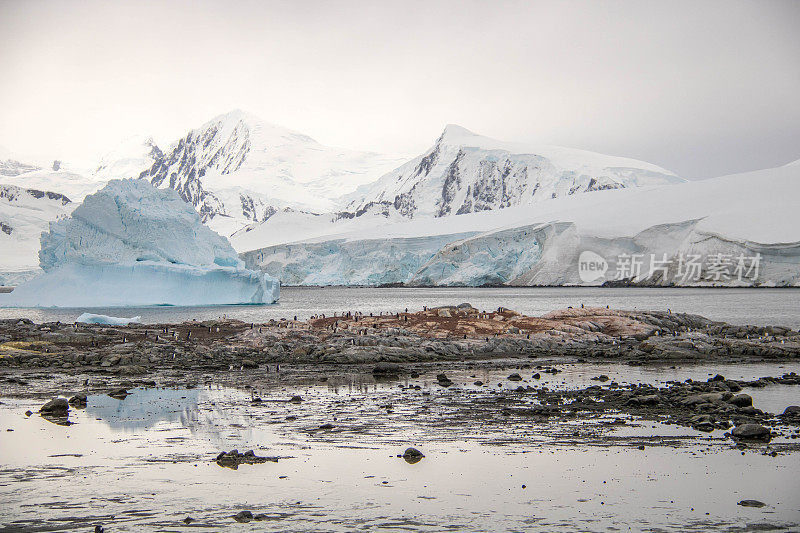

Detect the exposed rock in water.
[
  {"left": 215, "top": 449, "right": 278, "bottom": 469},
  {"left": 737, "top": 500, "right": 766, "bottom": 508},
  {"left": 731, "top": 424, "right": 772, "bottom": 441},
  {"left": 507, "top": 373, "right": 522, "bottom": 381},
  {"left": 373, "top": 362, "right": 401, "bottom": 375},
  {"left": 436, "top": 373, "right": 453, "bottom": 387},
  {"left": 108, "top": 387, "right": 130, "bottom": 399},
  {"left": 233, "top": 510, "right": 254, "bottom": 523},
  {"left": 68, "top": 393, "right": 87, "bottom": 407},
  {"left": 728, "top": 393, "right": 753, "bottom": 407},
  {"left": 39, "top": 397, "right": 69, "bottom": 414},
  {"left": 401, "top": 447, "right": 425, "bottom": 464}
]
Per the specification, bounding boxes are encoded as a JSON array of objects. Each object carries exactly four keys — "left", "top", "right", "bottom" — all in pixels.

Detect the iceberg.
[
  {"left": 1, "top": 179, "right": 279, "bottom": 307},
  {"left": 77, "top": 313, "right": 142, "bottom": 325}
]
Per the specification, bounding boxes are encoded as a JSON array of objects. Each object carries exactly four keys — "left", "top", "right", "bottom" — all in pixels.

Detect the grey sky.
[{"left": 0, "top": 0, "right": 798, "bottom": 178}]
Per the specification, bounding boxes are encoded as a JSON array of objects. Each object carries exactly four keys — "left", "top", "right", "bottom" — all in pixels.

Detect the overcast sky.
[{"left": 0, "top": 0, "right": 798, "bottom": 178}]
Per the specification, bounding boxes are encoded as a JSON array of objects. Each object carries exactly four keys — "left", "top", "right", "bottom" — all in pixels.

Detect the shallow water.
[
  {"left": 1, "top": 363, "right": 799, "bottom": 532},
  {"left": 1, "top": 286, "right": 799, "bottom": 328}
]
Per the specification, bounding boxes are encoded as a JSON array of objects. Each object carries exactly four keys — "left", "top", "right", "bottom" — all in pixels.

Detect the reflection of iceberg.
[
  {"left": 1, "top": 179, "right": 279, "bottom": 307},
  {"left": 85, "top": 387, "right": 259, "bottom": 448},
  {"left": 86, "top": 388, "right": 204, "bottom": 431}
]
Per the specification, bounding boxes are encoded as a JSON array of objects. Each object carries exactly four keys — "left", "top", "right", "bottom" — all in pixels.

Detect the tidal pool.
[{"left": 1, "top": 363, "right": 799, "bottom": 532}]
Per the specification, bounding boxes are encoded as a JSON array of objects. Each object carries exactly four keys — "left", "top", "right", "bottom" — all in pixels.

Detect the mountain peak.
[{"left": 438, "top": 124, "right": 479, "bottom": 145}]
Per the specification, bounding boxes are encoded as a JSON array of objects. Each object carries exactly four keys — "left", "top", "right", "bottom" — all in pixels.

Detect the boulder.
[
  {"left": 40, "top": 397, "right": 69, "bottom": 414},
  {"left": 728, "top": 394, "right": 753, "bottom": 407},
  {"left": 731, "top": 424, "right": 771, "bottom": 441}
]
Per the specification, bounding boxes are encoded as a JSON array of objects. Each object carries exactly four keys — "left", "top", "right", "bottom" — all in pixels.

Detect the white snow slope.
[
  {"left": 1, "top": 179, "right": 279, "bottom": 307},
  {"left": 343, "top": 124, "right": 685, "bottom": 219},
  {"left": 240, "top": 160, "right": 800, "bottom": 287}
]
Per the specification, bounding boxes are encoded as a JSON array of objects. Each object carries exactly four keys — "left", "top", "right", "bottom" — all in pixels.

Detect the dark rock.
[
  {"left": 731, "top": 424, "right": 771, "bottom": 441},
  {"left": 68, "top": 393, "right": 87, "bottom": 407},
  {"left": 728, "top": 394, "right": 753, "bottom": 407},
  {"left": 507, "top": 373, "right": 522, "bottom": 381},
  {"left": 319, "top": 423, "right": 335, "bottom": 430},
  {"left": 39, "top": 397, "right": 69, "bottom": 414},
  {"left": 215, "top": 449, "right": 278, "bottom": 469},
  {"left": 107, "top": 387, "right": 129, "bottom": 399},
  {"left": 373, "top": 362, "right": 401, "bottom": 375},
  {"left": 289, "top": 395, "right": 303, "bottom": 403},
  {"left": 690, "top": 414, "right": 716, "bottom": 432},
  {"left": 737, "top": 500, "right": 766, "bottom": 508},
  {"left": 628, "top": 394, "right": 659, "bottom": 406},
  {"left": 436, "top": 373, "right": 453, "bottom": 386},
  {"left": 402, "top": 447, "right": 425, "bottom": 464},
  {"left": 233, "top": 510, "right": 253, "bottom": 522},
  {"left": 781, "top": 405, "right": 800, "bottom": 418}
]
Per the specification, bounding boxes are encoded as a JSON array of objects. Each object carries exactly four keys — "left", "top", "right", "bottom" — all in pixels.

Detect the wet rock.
[
  {"left": 690, "top": 414, "right": 716, "bottom": 432},
  {"left": 436, "top": 374, "right": 453, "bottom": 387},
  {"left": 725, "top": 381, "right": 742, "bottom": 392},
  {"left": 68, "top": 393, "right": 87, "bottom": 407},
  {"left": 107, "top": 387, "right": 130, "bottom": 399},
  {"left": 681, "top": 392, "right": 724, "bottom": 406},
  {"left": 592, "top": 375, "right": 610, "bottom": 382},
  {"left": 373, "top": 362, "right": 401, "bottom": 375},
  {"left": 731, "top": 424, "right": 771, "bottom": 441},
  {"left": 319, "top": 423, "right": 335, "bottom": 430},
  {"left": 233, "top": 510, "right": 253, "bottom": 522},
  {"left": 183, "top": 516, "right": 194, "bottom": 524},
  {"left": 780, "top": 405, "right": 800, "bottom": 418},
  {"left": 628, "top": 394, "right": 660, "bottom": 406},
  {"left": 401, "top": 447, "right": 425, "bottom": 464},
  {"left": 737, "top": 500, "right": 766, "bottom": 508},
  {"left": 507, "top": 373, "right": 522, "bottom": 381},
  {"left": 39, "top": 397, "right": 69, "bottom": 415},
  {"left": 289, "top": 395, "right": 303, "bottom": 403},
  {"left": 728, "top": 394, "right": 753, "bottom": 407},
  {"left": 215, "top": 449, "right": 278, "bottom": 469}
]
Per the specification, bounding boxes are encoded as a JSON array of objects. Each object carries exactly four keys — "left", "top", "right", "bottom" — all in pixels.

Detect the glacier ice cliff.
[
  {"left": 1, "top": 179, "right": 279, "bottom": 307},
  {"left": 240, "top": 160, "right": 800, "bottom": 287}
]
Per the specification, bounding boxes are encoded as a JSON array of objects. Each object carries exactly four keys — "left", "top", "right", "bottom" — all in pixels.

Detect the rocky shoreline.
[
  {"left": 1, "top": 305, "right": 798, "bottom": 375},
  {"left": 1, "top": 304, "right": 798, "bottom": 449}
]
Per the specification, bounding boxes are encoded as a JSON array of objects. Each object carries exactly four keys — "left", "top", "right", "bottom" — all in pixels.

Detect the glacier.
[
  {"left": 1, "top": 179, "right": 279, "bottom": 307},
  {"left": 240, "top": 160, "right": 800, "bottom": 287}
]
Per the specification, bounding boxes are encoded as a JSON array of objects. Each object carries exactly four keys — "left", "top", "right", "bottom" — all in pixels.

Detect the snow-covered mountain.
[
  {"left": 0, "top": 184, "right": 73, "bottom": 285},
  {"left": 343, "top": 124, "right": 685, "bottom": 219},
  {"left": 137, "top": 110, "right": 407, "bottom": 235},
  {"left": 241, "top": 160, "right": 800, "bottom": 287}
]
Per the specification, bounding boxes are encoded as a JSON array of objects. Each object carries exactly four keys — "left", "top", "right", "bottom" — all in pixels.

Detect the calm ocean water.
[{"left": 0, "top": 286, "right": 798, "bottom": 328}]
